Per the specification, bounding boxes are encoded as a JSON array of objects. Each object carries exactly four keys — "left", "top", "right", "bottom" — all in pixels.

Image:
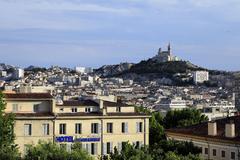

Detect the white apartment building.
[
  {"left": 154, "top": 97, "right": 187, "bottom": 116},
  {"left": 202, "top": 102, "right": 237, "bottom": 121},
  {"left": 75, "top": 67, "right": 93, "bottom": 74},
  {"left": 193, "top": 71, "right": 209, "bottom": 84}
]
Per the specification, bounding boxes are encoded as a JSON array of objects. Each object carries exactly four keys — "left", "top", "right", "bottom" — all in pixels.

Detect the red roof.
[
  {"left": 166, "top": 115, "right": 240, "bottom": 142},
  {"left": 4, "top": 93, "right": 53, "bottom": 99}
]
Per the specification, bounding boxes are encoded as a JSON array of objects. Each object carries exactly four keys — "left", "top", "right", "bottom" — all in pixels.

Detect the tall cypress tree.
[{"left": 0, "top": 91, "right": 20, "bottom": 159}]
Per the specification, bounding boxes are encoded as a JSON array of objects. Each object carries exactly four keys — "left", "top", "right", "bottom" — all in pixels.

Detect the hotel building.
[{"left": 4, "top": 93, "right": 150, "bottom": 157}]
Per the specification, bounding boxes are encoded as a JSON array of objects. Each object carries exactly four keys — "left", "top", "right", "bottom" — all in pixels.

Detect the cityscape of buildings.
[{"left": 1, "top": 44, "right": 240, "bottom": 160}]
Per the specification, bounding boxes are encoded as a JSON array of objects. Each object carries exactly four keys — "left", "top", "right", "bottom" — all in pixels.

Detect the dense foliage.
[
  {"left": 163, "top": 108, "right": 208, "bottom": 129},
  {"left": 0, "top": 91, "right": 20, "bottom": 159},
  {"left": 107, "top": 143, "right": 152, "bottom": 160},
  {"left": 126, "top": 60, "right": 204, "bottom": 75},
  {"left": 134, "top": 106, "right": 203, "bottom": 160},
  {"left": 25, "top": 141, "right": 93, "bottom": 160}
]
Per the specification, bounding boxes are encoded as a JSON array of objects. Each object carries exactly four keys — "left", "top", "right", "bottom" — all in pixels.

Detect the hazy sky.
[{"left": 0, "top": 0, "right": 240, "bottom": 70}]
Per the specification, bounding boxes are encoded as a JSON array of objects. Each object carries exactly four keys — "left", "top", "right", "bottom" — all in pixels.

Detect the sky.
[{"left": 0, "top": 0, "right": 240, "bottom": 71}]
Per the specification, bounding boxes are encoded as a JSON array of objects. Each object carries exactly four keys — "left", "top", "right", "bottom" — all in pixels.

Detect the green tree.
[
  {"left": 109, "top": 142, "right": 152, "bottom": 160},
  {"left": 149, "top": 112, "right": 165, "bottom": 145},
  {"left": 0, "top": 91, "right": 20, "bottom": 159},
  {"left": 163, "top": 109, "right": 208, "bottom": 129},
  {"left": 25, "top": 141, "right": 93, "bottom": 160}
]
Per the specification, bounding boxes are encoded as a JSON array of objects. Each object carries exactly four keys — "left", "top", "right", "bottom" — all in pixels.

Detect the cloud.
[{"left": 0, "top": 0, "right": 139, "bottom": 30}]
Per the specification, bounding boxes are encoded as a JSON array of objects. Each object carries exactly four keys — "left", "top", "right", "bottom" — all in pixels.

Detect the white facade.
[
  {"left": 155, "top": 97, "right": 187, "bottom": 116},
  {"left": 14, "top": 68, "right": 24, "bottom": 79},
  {"left": 202, "top": 102, "right": 237, "bottom": 121},
  {"left": 193, "top": 71, "right": 209, "bottom": 84},
  {"left": 75, "top": 67, "right": 93, "bottom": 74}
]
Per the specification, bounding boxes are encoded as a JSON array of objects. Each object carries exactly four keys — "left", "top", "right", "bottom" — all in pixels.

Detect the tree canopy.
[
  {"left": 0, "top": 91, "right": 20, "bottom": 159},
  {"left": 163, "top": 108, "right": 208, "bottom": 129},
  {"left": 25, "top": 141, "right": 93, "bottom": 160}
]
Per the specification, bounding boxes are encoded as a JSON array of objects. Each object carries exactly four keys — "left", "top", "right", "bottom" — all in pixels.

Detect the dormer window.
[
  {"left": 116, "top": 107, "right": 121, "bottom": 112},
  {"left": 85, "top": 107, "right": 91, "bottom": 113},
  {"left": 71, "top": 108, "right": 77, "bottom": 113},
  {"left": 33, "top": 104, "right": 39, "bottom": 112}
]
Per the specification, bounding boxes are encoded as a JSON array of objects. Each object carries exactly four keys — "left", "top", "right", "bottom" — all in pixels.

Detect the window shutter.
[
  {"left": 118, "top": 142, "right": 122, "bottom": 152},
  {"left": 42, "top": 124, "right": 45, "bottom": 135},
  {"left": 82, "top": 143, "right": 86, "bottom": 150},
  {"left": 66, "top": 144, "right": 71, "bottom": 152},
  {"left": 125, "top": 123, "right": 128, "bottom": 133},
  {"left": 91, "top": 124, "right": 93, "bottom": 133},
  {"left": 86, "top": 144, "right": 91, "bottom": 153},
  {"left": 133, "top": 141, "right": 136, "bottom": 148},
  {"left": 98, "top": 123, "right": 100, "bottom": 134},
  {"left": 110, "top": 142, "right": 113, "bottom": 153},
  {"left": 140, "top": 141, "right": 143, "bottom": 148},
  {"left": 103, "top": 143, "right": 107, "bottom": 155},
  {"left": 136, "top": 122, "right": 139, "bottom": 133},
  {"left": 94, "top": 143, "right": 98, "bottom": 155}
]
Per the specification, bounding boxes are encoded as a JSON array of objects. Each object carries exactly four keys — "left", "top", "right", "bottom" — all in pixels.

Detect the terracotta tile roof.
[
  {"left": 56, "top": 112, "right": 149, "bottom": 117},
  {"left": 57, "top": 100, "right": 99, "bottom": 106},
  {"left": 103, "top": 101, "right": 130, "bottom": 107},
  {"left": 13, "top": 112, "right": 55, "bottom": 117},
  {"left": 57, "top": 112, "right": 102, "bottom": 117},
  {"left": 166, "top": 115, "right": 240, "bottom": 142},
  {"left": 4, "top": 93, "right": 53, "bottom": 99}
]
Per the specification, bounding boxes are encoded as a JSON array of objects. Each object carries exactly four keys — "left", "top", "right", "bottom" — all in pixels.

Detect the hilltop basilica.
[{"left": 152, "top": 43, "right": 180, "bottom": 63}]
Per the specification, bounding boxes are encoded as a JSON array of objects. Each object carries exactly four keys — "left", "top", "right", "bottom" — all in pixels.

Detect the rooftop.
[
  {"left": 57, "top": 100, "right": 99, "bottom": 106},
  {"left": 4, "top": 93, "right": 53, "bottom": 99},
  {"left": 166, "top": 115, "right": 240, "bottom": 143}
]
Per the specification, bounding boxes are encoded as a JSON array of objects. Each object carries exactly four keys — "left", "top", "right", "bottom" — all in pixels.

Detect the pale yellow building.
[{"left": 4, "top": 93, "right": 150, "bottom": 157}]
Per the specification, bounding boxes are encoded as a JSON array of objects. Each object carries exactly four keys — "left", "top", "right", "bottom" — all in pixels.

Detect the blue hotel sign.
[{"left": 56, "top": 136, "right": 100, "bottom": 143}]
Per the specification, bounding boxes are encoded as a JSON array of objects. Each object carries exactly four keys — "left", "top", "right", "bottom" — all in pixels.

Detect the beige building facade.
[{"left": 4, "top": 93, "right": 150, "bottom": 157}]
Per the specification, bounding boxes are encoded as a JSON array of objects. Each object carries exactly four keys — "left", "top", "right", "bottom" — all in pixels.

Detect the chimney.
[
  {"left": 225, "top": 121, "right": 235, "bottom": 138},
  {"left": 102, "top": 107, "right": 107, "bottom": 116},
  {"left": 100, "top": 99, "right": 104, "bottom": 109},
  {"left": 208, "top": 121, "right": 217, "bottom": 136}
]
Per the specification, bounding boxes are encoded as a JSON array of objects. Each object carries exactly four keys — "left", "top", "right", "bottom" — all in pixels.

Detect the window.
[
  {"left": 212, "top": 149, "right": 216, "bottom": 156},
  {"left": 12, "top": 104, "right": 18, "bottom": 112},
  {"left": 91, "top": 123, "right": 99, "bottom": 134},
  {"left": 75, "top": 123, "right": 82, "bottom": 134},
  {"left": 205, "top": 148, "right": 208, "bottom": 155},
  {"left": 91, "top": 143, "right": 98, "bottom": 155},
  {"left": 231, "top": 152, "right": 236, "bottom": 160},
  {"left": 221, "top": 150, "right": 225, "bottom": 158},
  {"left": 60, "top": 108, "right": 64, "bottom": 112},
  {"left": 33, "top": 104, "right": 39, "bottom": 112},
  {"left": 106, "top": 142, "right": 113, "bottom": 154},
  {"left": 59, "top": 123, "right": 66, "bottom": 134},
  {"left": 71, "top": 108, "right": 77, "bottom": 113},
  {"left": 42, "top": 124, "right": 49, "bottom": 135},
  {"left": 136, "top": 122, "right": 143, "bottom": 133},
  {"left": 107, "top": 123, "right": 113, "bottom": 133},
  {"left": 135, "top": 141, "right": 140, "bottom": 149},
  {"left": 116, "top": 107, "right": 121, "bottom": 112},
  {"left": 24, "top": 124, "right": 32, "bottom": 136},
  {"left": 85, "top": 107, "right": 91, "bottom": 113},
  {"left": 122, "top": 122, "right": 128, "bottom": 133},
  {"left": 24, "top": 144, "right": 29, "bottom": 155}
]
